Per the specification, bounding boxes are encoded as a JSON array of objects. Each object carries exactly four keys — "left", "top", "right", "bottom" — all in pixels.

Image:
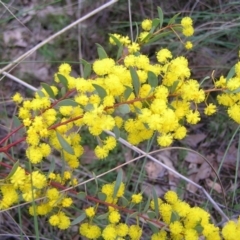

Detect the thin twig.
[{"left": 2, "top": 71, "right": 38, "bottom": 92}]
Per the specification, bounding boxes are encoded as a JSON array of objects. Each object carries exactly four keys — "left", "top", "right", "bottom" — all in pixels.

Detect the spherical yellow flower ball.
[
  {"left": 156, "top": 48, "right": 172, "bottom": 63},
  {"left": 181, "top": 17, "right": 193, "bottom": 28},
  {"left": 164, "top": 191, "right": 178, "bottom": 205},
  {"left": 141, "top": 19, "right": 152, "bottom": 31},
  {"left": 185, "top": 41, "right": 193, "bottom": 50},
  {"left": 108, "top": 210, "right": 121, "bottom": 224}
]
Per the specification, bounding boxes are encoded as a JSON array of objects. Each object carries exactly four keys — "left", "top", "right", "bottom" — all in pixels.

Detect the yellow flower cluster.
[
  {"left": 215, "top": 62, "right": 240, "bottom": 123},
  {"left": 101, "top": 181, "right": 125, "bottom": 204},
  {"left": 150, "top": 190, "right": 231, "bottom": 240},
  {"left": 0, "top": 166, "right": 76, "bottom": 230},
  {"left": 79, "top": 181, "right": 143, "bottom": 240},
  {"left": 77, "top": 183, "right": 239, "bottom": 240},
  {"left": 7, "top": 8, "right": 240, "bottom": 240},
  {"left": 181, "top": 16, "right": 194, "bottom": 37}
]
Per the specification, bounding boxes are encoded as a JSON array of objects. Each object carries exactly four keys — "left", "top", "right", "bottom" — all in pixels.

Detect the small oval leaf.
[
  {"left": 148, "top": 71, "right": 158, "bottom": 88},
  {"left": 98, "top": 192, "right": 107, "bottom": 201},
  {"left": 41, "top": 83, "right": 55, "bottom": 98},
  {"left": 109, "top": 34, "right": 122, "bottom": 47},
  {"left": 113, "top": 126, "right": 120, "bottom": 139},
  {"left": 5, "top": 161, "right": 19, "bottom": 180},
  {"left": 128, "top": 212, "right": 139, "bottom": 219},
  {"left": 118, "top": 104, "right": 130, "bottom": 115},
  {"left": 92, "top": 84, "right": 107, "bottom": 99},
  {"left": 152, "top": 188, "right": 159, "bottom": 218},
  {"left": 168, "top": 12, "right": 180, "bottom": 25},
  {"left": 71, "top": 213, "right": 86, "bottom": 225},
  {"left": 56, "top": 99, "right": 79, "bottom": 108},
  {"left": 57, "top": 74, "right": 68, "bottom": 89},
  {"left": 96, "top": 212, "right": 109, "bottom": 220},
  {"left": 113, "top": 169, "right": 123, "bottom": 199},
  {"left": 77, "top": 192, "right": 87, "bottom": 200},
  {"left": 147, "top": 211, "right": 157, "bottom": 219},
  {"left": 157, "top": 6, "right": 164, "bottom": 28},
  {"left": 143, "top": 194, "right": 151, "bottom": 213},
  {"left": 124, "top": 86, "right": 133, "bottom": 100},
  {"left": 96, "top": 43, "right": 108, "bottom": 59},
  {"left": 119, "top": 196, "right": 129, "bottom": 207},
  {"left": 146, "top": 31, "right": 172, "bottom": 44},
  {"left": 130, "top": 67, "right": 140, "bottom": 96},
  {"left": 170, "top": 211, "right": 180, "bottom": 223},
  {"left": 56, "top": 131, "right": 74, "bottom": 155},
  {"left": 147, "top": 221, "right": 159, "bottom": 233},
  {"left": 226, "top": 65, "right": 236, "bottom": 81},
  {"left": 36, "top": 89, "right": 45, "bottom": 98},
  {"left": 80, "top": 59, "right": 92, "bottom": 78}
]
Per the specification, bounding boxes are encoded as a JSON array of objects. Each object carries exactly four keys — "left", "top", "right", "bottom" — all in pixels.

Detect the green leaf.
[
  {"left": 170, "top": 80, "right": 179, "bottom": 93},
  {"left": 170, "top": 211, "right": 180, "bottom": 222},
  {"left": 97, "top": 192, "right": 107, "bottom": 201},
  {"left": 48, "top": 156, "right": 56, "bottom": 175},
  {"left": 128, "top": 212, "right": 139, "bottom": 219},
  {"left": 56, "top": 99, "right": 79, "bottom": 108},
  {"left": 141, "top": 32, "right": 152, "bottom": 43},
  {"left": 109, "top": 34, "right": 122, "bottom": 47},
  {"left": 80, "top": 59, "right": 92, "bottom": 78},
  {"left": 61, "top": 87, "right": 66, "bottom": 96},
  {"left": 147, "top": 211, "right": 156, "bottom": 219},
  {"left": 117, "top": 44, "right": 124, "bottom": 60},
  {"left": 157, "top": 6, "right": 164, "bottom": 28},
  {"left": 96, "top": 212, "right": 109, "bottom": 220},
  {"left": 152, "top": 188, "right": 159, "bottom": 218},
  {"left": 13, "top": 116, "right": 24, "bottom": 135},
  {"left": 84, "top": 103, "right": 94, "bottom": 112},
  {"left": 148, "top": 71, "right": 158, "bottom": 88},
  {"left": 4, "top": 161, "right": 19, "bottom": 180},
  {"left": 143, "top": 194, "right": 151, "bottom": 213},
  {"left": 146, "top": 31, "right": 172, "bottom": 45},
  {"left": 168, "top": 12, "right": 180, "bottom": 25},
  {"left": 71, "top": 213, "right": 86, "bottom": 225},
  {"left": 118, "top": 104, "right": 130, "bottom": 115},
  {"left": 171, "top": 25, "right": 182, "bottom": 31},
  {"left": 143, "top": 122, "right": 150, "bottom": 130},
  {"left": 57, "top": 74, "right": 68, "bottom": 88},
  {"left": 226, "top": 65, "right": 236, "bottom": 81},
  {"left": 41, "top": 83, "right": 55, "bottom": 98},
  {"left": 36, "top": 89, "right": 45, "bottom": 98},
  {"left": 135, "top": 21, "right": 139, "bottom": 41},
  {"left": 200, "top": 76, "right": 210, "bottom": 86},
  {"left": 77, "top": 192, "right": 87, "bottom": 200},
  {"left": 92, "top": 84, "right": 107, "bottom": 99},
  {"left": 113, "top": 126, "right": 120, "bottom": 139},
  {"left": 149, "top": 18, "right": 160, "bottom": 34},
  {"left": 96, "top": 43, "right": 108, "bottom": 59},
  {"left": 124, "top": 86, "right": 133, "bottom": 100},
  {"left": 130, "top": 67, "right": 140, "bottom": 96},
  {"left": 225, "top": 87, "right": 240, "bottom": 94},
  {"left": 119, "top": 196, "right": 129, "bottom": 207},
  {"left": 113, "top": 169, "right": 123, "bottom": 199},
  {"left": 147, "top": 221, "right": 159, "bottom": 233},
  {"left": 56, "top": 131, "right": 74, "bottom": 155},
  {"left": 195, "top": 222, "right": 204, "bottom": 233},
  {"left": 134, "top": 106, "right": 142, "bottom": 114}
]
